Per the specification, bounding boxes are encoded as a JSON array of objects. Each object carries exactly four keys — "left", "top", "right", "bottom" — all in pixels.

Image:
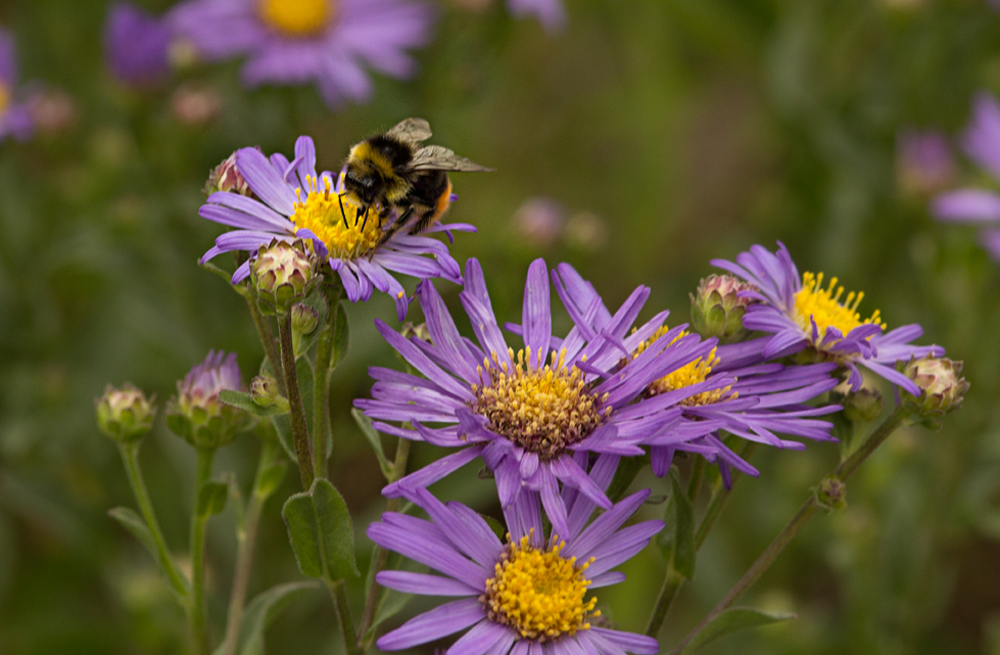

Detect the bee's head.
[{"left": 343, "top": 163, "right": 380, "bottom": 207}]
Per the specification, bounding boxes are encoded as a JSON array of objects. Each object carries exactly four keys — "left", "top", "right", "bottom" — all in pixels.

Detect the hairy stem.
[
  {"left": 687, "top": 456, "right": 706, "bottom": 504},
  {"left": 118, "top": 442, "right": 189, "bottom": 600},
  {"left": 279, "top": 314, "right": 314, "bottom": 491},
  {"left": 328, "top": 579, "right": 361, "bottom": 655},
  {"left": 222, "top": 439, "right": 278, "bottom": 655},
  {"left": 667, "top": 407, "right": 909, "bottom": 655},
  {"left": 358, "top": 438, "right": 411, "bottom": 651},
  {"left": 246, "top": 298, "right": 284, "bottom": 395},
  {"left": 190, "top": 447, "right": 217, "bottom": 655}
]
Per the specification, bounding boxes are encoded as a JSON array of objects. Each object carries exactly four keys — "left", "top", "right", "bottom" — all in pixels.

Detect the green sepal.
[
  {"left": 352, "top": 408, "right": 393, "bottom": 481},
  {"left": 219, "top": 390, "right": 288, "bottom": 417},
  {"left": 679, "top": 606, "right": 797, "bottom": 653},
  {"left": 281, "top": 478, "right": 359, "bottom": 582}
]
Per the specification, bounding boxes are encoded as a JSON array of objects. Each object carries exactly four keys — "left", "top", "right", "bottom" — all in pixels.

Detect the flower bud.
[
  {"left": 689, "top": 274, "right": 759, "bottom": 344},
  {"left": 96, "top": 383, "right": 155, "bottom": 443},
  {"left": 902, "top": 356, "right": 969, "bottom": 419},
  {"left": 815, "top": 476, "right": 847, "bottom": 512},
  {"left": 291, "top": 303, "right": 319, "bottom": 335},
  {"left": 166, "top": 351, "right": 252, "bottom": 450},
  {"left": 250, "top": 375, "right": 289, "bottom": 412},
  {"left": 203, "top": 149, "right": 257, "bottom": 197},
  {"left": 842, "top": 388, "right": 883, "bottom": 424},
  {"left": 251, "top": 240, "right": 318, "bottom": 315}
]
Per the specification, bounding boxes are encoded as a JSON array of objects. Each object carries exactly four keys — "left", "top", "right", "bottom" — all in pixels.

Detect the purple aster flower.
[
  {"left": 368, "top": 461, "right": 662, "bottom": 654},
  {"left": 197, "top": 135, "right": 470, "bottom": 320},
  {"left": 167, "top": 350, "right": 250, "bottom": 448},
  {"left": 356, "top": 257, "right": 716, "bottom": 536},
  {"left": 508, "top": 0, "right": 566, "bottom": 32},
  {"left": 896, "top": 129, "right": 955, "bottom": 196},
  {"left": 931, "top": 92, "right": 1000, "bottom": 261},
  {"left": 169, "top": 0, "right": 434, "bottom": 107},
  {"left": 712, "top": 243, "right": 944, "bottom": 396},
  {"left": 0, "top": 29, "right": 33, "bottom": 142},
  {"left": 104, "top": 3, "right": 172, "bottom": 87}
]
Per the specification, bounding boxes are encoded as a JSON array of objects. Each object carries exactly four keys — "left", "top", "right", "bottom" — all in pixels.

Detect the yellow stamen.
[
  {"left": 634, "top": 326, "right": 735, "bottom": 406},
  {"left": 793, "top": 272, "right": 885, "bottom": 342},
  {"left": 258, "top": 0, "right": 334, "bottom": 37},
  {"left": 483, "top": 532, "right": 597, "bottom": 640},
  {"left": 289, "top": 175, "right": 382, "bottom": 260},
  {"left": 471, "top": 348, "right": 610, "bottom": 460}
]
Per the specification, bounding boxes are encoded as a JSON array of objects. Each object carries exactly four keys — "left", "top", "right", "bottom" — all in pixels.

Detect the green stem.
[
  {"left": 278, "top": 314, "right": 314, "bottom": 491},
  {"left": 358, "top": 438, "right": 411, "bottom": 652},
  {"left": 327, "top": 579, "right": 361, "bottom": 655},
  {"left": 687, "top": 456, "right": 706, "bottom": 504},
  {"left": 246, "top": 298, "right": 284, "bottom": 395},
  {"left": 118, "top": 442, "right": 189, "bottom": 600},
  {"left": 190, "top": 447, "right": 217, "bottom": 655},
  {"left": 644, "top": 442, "right": 758, "bottom": 638},
  {"left": 222, "top": 440, "right": 278, "bottom": 655},
  {"left": 311, "top": 304, "right": 337, "bottom": 481},
  {"left": 667, "top": 407, "right": 909, "bottom": 655}
]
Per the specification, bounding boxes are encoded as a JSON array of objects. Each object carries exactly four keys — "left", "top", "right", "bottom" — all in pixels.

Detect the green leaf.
[
  {"left": 352, "top": 408, "right": 393, "bottom": 481},
  {"left": 331, "top": 302, "right": 349, "bottom": 369},
  {"left": 272, "top": 358, "right": 314, "bottom": 462},
  {"left": 606, "top": 454, "right": 649, "bottom": 503},
  {"left": 680, "top": 607, "right": 797, "bottom": 653},
  {"left": 219, "top": 390, "right": 288, "bottom": 417},
  {"left": 108, "top": 507, "right": 188, "bottom": 599},
  {"left": 197, "top": 480, "right": 230, "bottom": 518},
  {"left": 255, "top": 461, "right": 288, "bottom": 499},
  {"left": 480, "top": 514, "right": 506, "bottom": 542},
  {"left": 281, "top": 479, "right": 359, "bottom": 581},
  {"left": 670, "top": 468, "right": 696, "bottom": 579},
  {"left": 218, "top": 581, "right": 320, "bottom": 655}
]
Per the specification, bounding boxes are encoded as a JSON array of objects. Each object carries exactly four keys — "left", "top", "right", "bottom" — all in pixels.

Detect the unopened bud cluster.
[
  {"left": 689, "top": 274, "right": 759, "bottom": 344},
  {"left": 96, "top": 383, "right": 155, "bottom": 443},
  {"left": 251, "top": 240, "right": 319, "bottom": 315},
  {"left": 166, "top": 351, "right": 252, "bottom": 450},
  {"left": 843, "top": 388, "right": 883, "bottom": 424},
  {"left": 203, "top": 149, "right": 255, "bottom": 197},
  {"left": 250, "top": 374, "right": 289, "bottom": 412},
  {"left": 816, "top": 476, "right": 847, "bottom": 512},
  {"left": 902, "top": 356, "right": 969, "bottom": 419}
]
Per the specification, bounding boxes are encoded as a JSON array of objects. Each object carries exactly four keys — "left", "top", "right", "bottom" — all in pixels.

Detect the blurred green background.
[{"left": 1, "top": 0, "right": 1000, "bottom": 653}]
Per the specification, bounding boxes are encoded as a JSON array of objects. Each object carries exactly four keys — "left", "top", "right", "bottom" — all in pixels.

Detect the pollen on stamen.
[
  {"left": 289, "top": 174, "right": 384, "bottom": 260},
  {"left": 632, "top": 325, "right": 736, "bottom": 406},
  {"left": 793, "top": 271, "right": 886, "bottom": 341},
  {"left": 470, "top": 348, "right": 610, "bottom": 460},
  {"left": 481, "top": 531, "right": 597, "bottom": 641}
]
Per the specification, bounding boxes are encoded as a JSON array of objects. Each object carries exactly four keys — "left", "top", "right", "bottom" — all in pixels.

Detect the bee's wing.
[
  {"left": 409, "top": 145, "right": 495, "bottom": 172},
  {"left": 385, "top": 118, "right": 433, "bottom": 145}
]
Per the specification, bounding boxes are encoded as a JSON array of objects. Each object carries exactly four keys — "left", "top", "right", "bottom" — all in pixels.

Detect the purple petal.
[{"left": 376, "top": 598, "right": 485, "bottom": 651}]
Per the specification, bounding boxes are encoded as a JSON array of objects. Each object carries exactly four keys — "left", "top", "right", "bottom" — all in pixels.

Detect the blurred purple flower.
[
  {"left": 369, "top": 481, "right": 661, "bottom": 653},
  {"left": 896, "top": 129, "right": 955, "bottom": 196},
  {"left": 104, "top": 3, "right": 173, "bottom": 87},
  {"left": 713, "top": 243, "right": 944, "bottom": 395},
  {"left": 0, "top": 29, "right": 34, "bottom": 142},
  {"left": 198, "top": 135, "right": 470, "bottom": 320},
  {"left": 169, "top": 0, "right": 434, "bottom": 107},
  {"left": 931, "top": 92, "right": 1000, "bottom": 262},
  {"left": 512, "top": 196, "right": 564, "bottom": 247},
  {"left": 356, "top": 257, "right": 716, "bottom": 537},
  {"left": 508, "top": 0, "right": 566, "bottom": 32}
]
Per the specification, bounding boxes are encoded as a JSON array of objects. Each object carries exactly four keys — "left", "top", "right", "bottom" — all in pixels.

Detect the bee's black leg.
[
  {"left": 337, "top": 194, "right": 349, "bottom": 229},
  {"left": 360, "top": 205, "right": 371, "bottom": 232},
  {"left": 368, "top": 206, "right": 414, "bottom": 260}
]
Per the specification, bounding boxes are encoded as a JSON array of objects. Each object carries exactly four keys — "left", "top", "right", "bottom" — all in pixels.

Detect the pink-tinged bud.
[
  {"left": 250, "top": 374, "right": 289, "bottom": 412},
  {"left": 166, "top": 351, "right": 252, "bottom": 449},
  {"left": 204, "top": 149, "right": 257, "bottom": 197},
  {"left": 815, "top": 476, "right": 846, "bottom": 512},
  {"left": 689, "top": 274, "right": 759, "bottom": 344},
  {"left": 251, "top": 240, "right": 319, "bottom": 315},
  {"left": 96, "top": 383, "right": 155, "bottom": 443},
  {"left": 902, "top": 356, "right": 969, "bottom": 422}
]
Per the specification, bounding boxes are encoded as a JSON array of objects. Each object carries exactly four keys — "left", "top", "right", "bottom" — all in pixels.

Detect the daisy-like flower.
[
  {"left": 104, "top": 3, "right": 172, "bottom": 87},
  {"left": 0, "top": 29, "right": 33, "bottom": 142},
  {"left": 169, "top": 0, "right": 434, "bottom": 107},
  {"left": 712, "top": 242, "right": 943, "bottom": 396},
  {"left": 368, "top": 458, "right": 661, "bottom": 654},
  {"left": 198, "top": 136, "right": 470, "bottom": 320},
  {"left": 552, "top": 263, "right": 841, "bottom": 485},
  {"left": 508, "top": 0, "right": 566, "bottom": 32},
  {"left": 356, "top": 257, "right": 716, "bottom": 536},
  {"left": 931, "top": 92, "right": 1000, "bottom": 261}
]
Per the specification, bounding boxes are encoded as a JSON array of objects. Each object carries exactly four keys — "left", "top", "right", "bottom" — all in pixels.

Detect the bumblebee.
[{"left": 342, "top": 118, "right": 493, "bottom": 247}]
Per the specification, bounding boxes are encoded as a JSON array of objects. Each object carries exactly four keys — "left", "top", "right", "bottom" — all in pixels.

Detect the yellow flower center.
[
  {"left": 258, "top": 0, "right": 333, "bottom": 37},
  {"left": 472, "top": 348, "right": 610, "bottom": 460},
  {"left": 483, "top": 532, "right": 598, "bottom": 640},
  {"left": 0, "top": 83, "right": 10, "bottom": 114},
  {"left": 793, "top": 272, "right": 885, "bottom": 342},
  {"left": 634, "top": 326, "right": 734, "bottom": 406},
  {"left": 290, "top": 175, "right": 383, "bottom": 260}
]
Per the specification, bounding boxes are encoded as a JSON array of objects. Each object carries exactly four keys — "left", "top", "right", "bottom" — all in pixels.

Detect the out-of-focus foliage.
[{"left": 1, "top": 0, "right": 999, "bottom": 653}]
